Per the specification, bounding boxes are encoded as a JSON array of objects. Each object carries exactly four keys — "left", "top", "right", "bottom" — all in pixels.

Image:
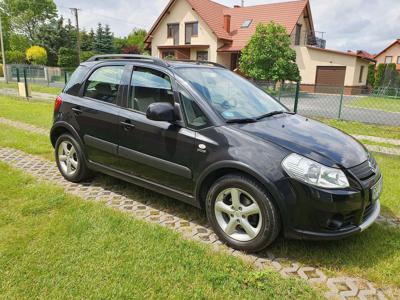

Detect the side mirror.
[{"left": 146, "top": 102, "right": 176, "bottom": 122}]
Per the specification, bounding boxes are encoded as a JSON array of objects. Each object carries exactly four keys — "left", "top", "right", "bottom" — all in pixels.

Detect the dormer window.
[{"left": 241, "top": 19, "right": 252, "bottom": 28}]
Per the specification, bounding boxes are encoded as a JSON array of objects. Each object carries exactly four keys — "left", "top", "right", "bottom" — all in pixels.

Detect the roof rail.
[
  {"left": 166, "top": 59, "right": 226, "bottom": 69},
  {"left": 86, "top": 54, "right": 169, "bottom": 67}
]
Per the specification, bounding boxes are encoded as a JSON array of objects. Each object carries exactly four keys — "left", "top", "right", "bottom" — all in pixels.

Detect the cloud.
[{"left": 55, "top": 0, "right": 400, "bottom": 53}]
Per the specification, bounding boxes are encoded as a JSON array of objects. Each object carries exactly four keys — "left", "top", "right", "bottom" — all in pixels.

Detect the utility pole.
[
  {"left": 0, "top": 15, "right": 8, "bottom": 83},
  {"left": 70, "top": 8, "right": 81, "bottom": 63},
  {"left": 241, "top": 0, "right": 244, "bottom": 7}
]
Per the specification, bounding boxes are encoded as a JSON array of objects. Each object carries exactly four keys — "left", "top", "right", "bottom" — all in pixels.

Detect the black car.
[{"left": 50, "top": 54, "right": 382, "bottom": 252}]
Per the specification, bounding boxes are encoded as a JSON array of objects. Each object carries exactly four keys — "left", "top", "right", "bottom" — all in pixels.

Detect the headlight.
[{"left": 282, "top": 153, "right": 349, "bottom": 189}]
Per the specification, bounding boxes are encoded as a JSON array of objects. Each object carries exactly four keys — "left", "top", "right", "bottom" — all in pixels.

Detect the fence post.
[
  {"left": 23, "top": 68, "right": 29, "bottom": 99},
  {"left": 64, "top": 70, "right": 68, "bottom": 84},
  {"left": 293, "top": 81, "right": 300, "bottom": 113},
  {"left": 16, "top": 68, "right": 20, "bottom": 82},
  {"left": 338, "top": 87, "right": 344, "bottom": 119}
]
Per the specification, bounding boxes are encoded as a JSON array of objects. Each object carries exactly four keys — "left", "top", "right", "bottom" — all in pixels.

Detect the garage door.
[{"left": 315, "top": 66, "right": 346, "bottom": 93}]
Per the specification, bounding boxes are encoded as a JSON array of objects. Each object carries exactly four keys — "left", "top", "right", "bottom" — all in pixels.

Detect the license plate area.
[{"left": 370, "top": 176, "right": 383, "bottom": 202}]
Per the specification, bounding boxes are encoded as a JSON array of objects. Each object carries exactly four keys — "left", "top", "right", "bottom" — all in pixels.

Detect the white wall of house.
[
  {"left": 294, "top": 46, "right": 370, "bottom": 86},
  {"left": 150, "top": 0, "right": 219, "bottom": 62}
]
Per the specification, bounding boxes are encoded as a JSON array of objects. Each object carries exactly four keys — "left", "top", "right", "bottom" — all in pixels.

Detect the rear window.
[{"left": 64, "top": 66, "right": 88, "bottom": 96}]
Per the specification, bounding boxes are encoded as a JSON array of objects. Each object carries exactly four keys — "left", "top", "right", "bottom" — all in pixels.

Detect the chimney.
[{"left": 223, "top": 15, "right": 231, "bottom": 33}]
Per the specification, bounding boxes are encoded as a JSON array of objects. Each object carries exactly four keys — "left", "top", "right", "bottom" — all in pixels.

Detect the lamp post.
[{"left": 0, "top": 15, "right": 7, "bottom": 83}]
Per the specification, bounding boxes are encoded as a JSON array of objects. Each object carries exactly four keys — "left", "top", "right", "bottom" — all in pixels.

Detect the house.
[
  {"left": 145, "top": 0, "right": 374, "bottom": 94},
  {"left": 374, "top": 39, "right": 400, "bottom": 71}
]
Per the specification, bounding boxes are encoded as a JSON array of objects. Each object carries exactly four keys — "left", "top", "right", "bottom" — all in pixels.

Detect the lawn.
[
  {"left": 346, "top": 96, "right": 400, "bottom": 113},
  {"left": 0, "top": 162, "right": 319, "bottom": 299},
  {"left": 0, "top": 95, "right": 53, "bottom": 128},
  {"left": 0, "top": 81, "right": 62, "bottom": 95}
]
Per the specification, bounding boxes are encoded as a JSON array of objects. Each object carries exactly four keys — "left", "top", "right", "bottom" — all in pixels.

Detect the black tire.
[
  {"left": 55, "top": 133, "right": 93, "bottom": 182},
  {"left": 206, "top": 173, "right": 281, "bottom": 252}
]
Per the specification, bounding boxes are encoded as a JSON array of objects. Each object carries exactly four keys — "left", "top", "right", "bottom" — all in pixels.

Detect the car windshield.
[{"left": 175, "top": 67, "right": 287, "bottom": 121}]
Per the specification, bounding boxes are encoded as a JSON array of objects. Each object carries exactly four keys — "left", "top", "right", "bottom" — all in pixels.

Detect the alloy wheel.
[
  {"left": 58, "top": 141, "right": 79, "bottom": 176},
  {"left": 214, "top": 188, "right": 263, "bottom": 242}
]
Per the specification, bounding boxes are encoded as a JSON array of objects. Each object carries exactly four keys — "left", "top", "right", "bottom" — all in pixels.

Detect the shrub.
[
  {"left": 26, "top": 46, "right": 48, "bottom": 65},
  {"left": 81, "top": 51, "right": 97, "bottom": 62},
  {"left": 58, "top": 47, "right": 79, "bottom": 68},
  {"left": 367, "top": 64, "right": 375, "bottom": 87},
  {"left": 121, "top": 45, "right": 141, "bottom": 54},
  {"left": 0, "top": 64, "right": 3, "bottom": 77},
  {"left": 6, "top": 50, "right": 25, "bottom": 64}
]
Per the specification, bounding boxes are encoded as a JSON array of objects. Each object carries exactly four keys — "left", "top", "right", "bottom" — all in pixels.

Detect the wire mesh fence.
[
  {"left": 4, "top": 64, "right": 73, "bottom": 88},
  {"left": 255, "top": 82, "right": 400, "bottom": 126}
]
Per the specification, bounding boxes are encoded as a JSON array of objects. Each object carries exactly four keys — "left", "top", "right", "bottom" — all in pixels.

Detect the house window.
[
  {"left": 385, "top": 56, "right": 393, "bottom": 64},
  {"left": 294, "top": 23, "right": 302, "bottom": 46},
  {"left": 185, "top": 22, "right": 198, "bottom": 44},
  {"left": 162, "top": 51, "right": 175, "bottom": 59},
  {"left": 241, "top": 19, "right": 252, "bottom": 28},
  {"left": 167, "top": 23, "right": 179, "bottom": 45},
  {"left": 397, "top": 56, "right": 400, "bottom": 64},
  {"left": 197, "top": 51, "right": 208, "bottom": 61},
  {"left": 359, "top": 65, "right": 364, "bottom": 83}
]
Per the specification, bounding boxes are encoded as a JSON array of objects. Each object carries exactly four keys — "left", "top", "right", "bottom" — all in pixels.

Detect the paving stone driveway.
[{"left": 1, "top": 146, "right": 397, "bottom": 300}]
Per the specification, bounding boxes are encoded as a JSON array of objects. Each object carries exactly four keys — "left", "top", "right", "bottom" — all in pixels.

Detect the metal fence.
[
  {"left": 4, "top": 64, "right": 72, "bottom": 88},
  {"left": 255, "top": 81, "right": 400, "bottom": 126}
]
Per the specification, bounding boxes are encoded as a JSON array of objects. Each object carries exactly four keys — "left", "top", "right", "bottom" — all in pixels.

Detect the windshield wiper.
[
  {"left": 256, "top": 110, "right": 294, "bottom": 120},
  {"left": 226, "top": 118, "right": 257, "bottom": 124}
]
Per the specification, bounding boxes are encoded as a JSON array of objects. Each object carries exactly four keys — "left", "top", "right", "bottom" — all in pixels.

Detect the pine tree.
[
  {"left": 93, "top": 23, "right": 105, "bottom": 53},
  {"left": 103, "top": 24, "right": 114, "bottom": 53}
]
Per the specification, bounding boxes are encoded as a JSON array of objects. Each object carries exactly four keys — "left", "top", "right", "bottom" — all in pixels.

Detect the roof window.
[{"left": 241, "top": 19, "right": 252, "bottom": 28}]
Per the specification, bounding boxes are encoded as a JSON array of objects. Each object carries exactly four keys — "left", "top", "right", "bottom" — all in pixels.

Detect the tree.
[
  {"left": 93, "top": 23, "right": 105, "bottom": 53},
  {"left": 58, "top": 47, "right": 79, "bottom": 68},
  {"left": 81, "top": 51, "right": 97, "bottom": 62},
  {"left": 5, "top": 50, "right": 25, "bottom": 64},
  {"left": 81, "top": 29, "right": 95, "bottom": 52},
  {"left": 126, "top": 28, "right": 147, "bottom": 53},
  {"left": 103, "top": 25, "right": 114, "bottom": 53},
  {"left": 1, "top": 0, "right": 57, "bottom": 42},
  {"left": 239, "top": 22, "right": 300, "bottom": 83},
  {"left": 26, "top": 45, "right": 47, "bottom": 65}
]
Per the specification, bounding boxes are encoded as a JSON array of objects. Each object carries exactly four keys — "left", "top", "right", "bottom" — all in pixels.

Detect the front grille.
[{"left": 348, "top": 156, "right": 377, "bottom": 181}]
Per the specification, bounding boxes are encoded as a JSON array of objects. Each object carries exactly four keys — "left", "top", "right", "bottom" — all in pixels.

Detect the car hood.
[{"left": 230, "top": 114, "right": 368, "bottom": 168}]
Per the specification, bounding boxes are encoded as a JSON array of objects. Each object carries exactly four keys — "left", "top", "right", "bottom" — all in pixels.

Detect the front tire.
[
  {"left": 55, "top": 133, "right": 92, "bottom": 182},
  {"left": 206, "top": 174, "right": 280, "bottom": 252}
]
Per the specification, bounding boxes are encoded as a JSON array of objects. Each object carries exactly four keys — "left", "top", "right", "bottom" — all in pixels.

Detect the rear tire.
[
  {"left": 55, "top": 133, "right": 92, "bottom": 182},
  {"left": 206, "top": 173, "right": 280, "bottom": 252}
]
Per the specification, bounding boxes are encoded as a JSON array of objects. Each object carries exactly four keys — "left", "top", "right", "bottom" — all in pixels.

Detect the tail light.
[{"left": 54, "top": 96, "right": 62, "bottom": 112}]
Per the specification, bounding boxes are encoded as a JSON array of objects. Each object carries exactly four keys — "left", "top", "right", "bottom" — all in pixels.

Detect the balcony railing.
[{"left": 305, "top": 31, "right": 326, "bottom": 49}]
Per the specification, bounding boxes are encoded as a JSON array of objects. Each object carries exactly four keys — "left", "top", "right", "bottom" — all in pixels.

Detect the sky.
[{"left": 54, "top": 0, "right": 400, "bottom": 54}]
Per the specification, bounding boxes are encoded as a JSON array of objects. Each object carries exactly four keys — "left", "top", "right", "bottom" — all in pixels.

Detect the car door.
[
  {"left": 72, "top": 63, "right": 127, "bottom": 168},
  {"left": 117, "top": 65, "right": 196, "bottom": 194}
]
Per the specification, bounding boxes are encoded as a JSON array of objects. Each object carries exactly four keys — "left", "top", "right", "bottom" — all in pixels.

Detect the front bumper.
[
  {"left": 290, "top": 200, "right": 380, "bottom": 240},
  {"left": 280, "top": 174, "right": 382, "bottom": 241}
]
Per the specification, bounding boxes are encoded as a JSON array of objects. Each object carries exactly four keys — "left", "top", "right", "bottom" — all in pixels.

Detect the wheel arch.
[
  {"left": 50, "top": 121, "right": 84, "bottom": 148},
  {"left": 195, "top": 161, "right": 285, "bottom": 215}
]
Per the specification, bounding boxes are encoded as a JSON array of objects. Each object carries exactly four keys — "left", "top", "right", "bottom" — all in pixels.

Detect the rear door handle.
[
  {"left": 121, "top": 120, "right": 135, "bottom": 131},
  {"left": 72, "top": 107, "right": 83, "bottom": 115}
]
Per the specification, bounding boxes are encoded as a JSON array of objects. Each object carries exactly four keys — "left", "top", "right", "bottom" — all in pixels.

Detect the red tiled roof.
[
  {"left": 356, "top": 50, "right": 375, "bottom": 60},
  {"left": 219, "top": 0, "right": 309, "bottom": 51},
  {"left": 374, "top": 39, "right": 400, "bottom": 59},
  {"left": 146, "top": 0, "right": 309, "bottom": 51},
  {"left": 186, "top": 0, "right": 232, "bottom": 40},
  {"left": 306, "top": 46, "right": 375, "bottom": 62}
]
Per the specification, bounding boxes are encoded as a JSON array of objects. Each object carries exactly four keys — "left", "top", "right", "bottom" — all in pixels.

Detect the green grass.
[
  {"left": 0, "top": 124, "right": 53, "bottom": 161},
  {"left": 319, "top": 118, "right": 400, "bottom": 140},
  {"left": 0, "top": 81, "right": 62, "bottom": 95},
  {"left": 0, "top": 162, "right": 319, "bottom": 299},
  {"left": 360, "top": 139, "right": 400, "bottom": 149},
  {"left": 0, "top": 95, "right": 53, "bottom": 128},
  {"left": 346, "top": 96, "right": 400, "bottom": 113}
]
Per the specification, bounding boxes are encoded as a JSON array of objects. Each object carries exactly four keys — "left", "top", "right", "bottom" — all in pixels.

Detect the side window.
[
  {"left": 128, "top": 67, "right": 174, "bottom": 113},
  {"left": 84, "top": 66, "right": 124, "bottom": 104},
  {"left": 64, "top": 66, "right": 87, "bottom": 96},
  {"left": 179, "top": 86, "right": 210, "bottom": 130}
]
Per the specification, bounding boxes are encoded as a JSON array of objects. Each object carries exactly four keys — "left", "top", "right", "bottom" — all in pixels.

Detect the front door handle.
[
  {"left": 72, "top": 107, "right": 83, "bottom": 115},
  {"left": 120, "top": 120, "right": 135, "bottom": 131}
]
